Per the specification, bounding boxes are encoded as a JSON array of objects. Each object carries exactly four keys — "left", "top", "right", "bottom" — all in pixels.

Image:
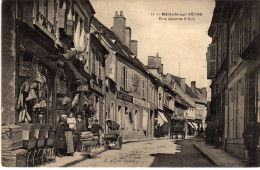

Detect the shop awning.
[
  {"left": 64, "top": 61, "right": 87, "bottom": 84},
  {"left": 188, "top": 122, "right": 195, "bottom": 129},
  {"left": 158, "top": 111, "right": 168, "bottom": 123},
  {"left": 191, "top": 122, "right": 198, "bottom": 130}
]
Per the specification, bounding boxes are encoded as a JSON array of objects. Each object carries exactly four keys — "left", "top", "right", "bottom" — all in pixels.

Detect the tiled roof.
[
  {"left": 92, "top": 17, "right": 148, "bottom": 73},
  {"left": 169, "top": 74, "right": 199, "bottom": 100},
  {"left": 175, "top": 94, "right": 193, "bottom": 108}
]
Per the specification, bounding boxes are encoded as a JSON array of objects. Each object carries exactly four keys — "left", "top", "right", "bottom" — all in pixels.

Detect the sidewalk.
[
  {"left": 193, "top": 139, "right": 245, "bottom": 167},
  {"left": 42, "top": 137, "right": 163, "bottom": 167}
]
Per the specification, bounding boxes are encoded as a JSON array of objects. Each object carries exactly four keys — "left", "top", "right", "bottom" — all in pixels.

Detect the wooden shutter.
[
  {"left": 125, "top": 68, "right": 128, "bottom": 90},
  {"left": 207, "top": 44, "right": 216, "bottom": 79},
  {"left": 121, "top": 67, "right": 124, "bottom": 89},
  {"left": 57, "top": 8, "right": 65, "bottom": 28}
]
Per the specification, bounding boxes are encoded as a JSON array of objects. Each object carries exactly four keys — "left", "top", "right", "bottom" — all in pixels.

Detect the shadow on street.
[{"left": 149, "top": 138, "right": 215, "bottom": 167}]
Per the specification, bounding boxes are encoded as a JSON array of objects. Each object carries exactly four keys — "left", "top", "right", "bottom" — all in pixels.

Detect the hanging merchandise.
[
  {"left": 26, "top": 89, "right": 37, "bottom": 101},
  {"left": 25, "top": 105, "right": 32, "bottom": 122},
  {"left": 40, "top": 100, "right": 47, "bottom": 108},
  {"left": 17, "top": 91, "right": 24, "bottom": 109},
  {"left": 62, "top": 96, "right": 71, "bottom": 105},
  {"left": 74, "top": 21, "right": 80, "bottom": 48},
  {"left": 36, "top": 68, "right": 46, "bottom": 85},
  {"left": 72, "top": 94, "right": 79, "bottom": 108},
  {"left": 33, "top": 102, "right": 41, "bottom": 109},
  {"left": 18, "top": 105, "right": 32, "bottom": 123}
]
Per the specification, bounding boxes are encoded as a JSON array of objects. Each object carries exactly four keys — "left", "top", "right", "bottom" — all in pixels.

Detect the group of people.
[{"left": 54, "top": 111, "right": 103, "bottom": 157}]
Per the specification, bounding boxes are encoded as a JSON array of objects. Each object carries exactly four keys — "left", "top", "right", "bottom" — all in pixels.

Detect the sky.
[{"left": 89, "top": 0, "right": 215, "bottom": 100}]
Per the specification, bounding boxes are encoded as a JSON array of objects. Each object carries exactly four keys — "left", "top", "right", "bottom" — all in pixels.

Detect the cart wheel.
[
  {"left": 42, "top": 148, "right": 47, "bottom": 164},
  {"left": 104, "top": 141, "right": 109, "bottom": 149},
  {"left": 33, "top": 150, "right": 39, "bottom": 166},
  {"left": 26, "top": 151, "right": 34, "bottom": 167},
  {"left": 51, "top": 147, "right": 56, "bottom": 161},
  {"left": 117, "top": 137, "right": 122, "bottom": 150}
]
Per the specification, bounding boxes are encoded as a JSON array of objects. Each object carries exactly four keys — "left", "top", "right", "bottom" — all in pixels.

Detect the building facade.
[{"left": 207, "top": 0, "right": 260, "bottom": 161}]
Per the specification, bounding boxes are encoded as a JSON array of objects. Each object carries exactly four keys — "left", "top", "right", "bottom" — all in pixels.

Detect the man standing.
[
  {"left": 75, "top": 114, "right": 86, "bottom": 152},
  {"left": 243, "top": 120, "right": 258, "bottom": 166}
]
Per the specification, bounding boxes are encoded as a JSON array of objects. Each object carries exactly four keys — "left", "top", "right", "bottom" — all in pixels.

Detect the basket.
[{"left": 81, "top": 136, "right": 99, "bottom": 147}]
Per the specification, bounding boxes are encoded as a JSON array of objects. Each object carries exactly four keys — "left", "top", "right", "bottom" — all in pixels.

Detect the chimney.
[
  {"left": 180, "top": 78, "right": 186, "bottom": 92},
  {"left": 154, "top": 55, "right": 161, "bottom": 69},
  {"left": 113, "top": 11, "right": 126, "bottom": 45},
  {"left": 159, "top": 64, "right": 163, "bottom": 74},
  {"left": 148, "top": 56, "right": 155, "bottom": 66},
  {"left": 202, "top": 87, "right": 207, "bottom": 98},
  {"left": 191, "top": 81, "right": 196, "bottom": 93},
  {"left": 130, "top": 40, "right": 137, "bottom": 56},
  {"left": 126, "top": 27, "right": 131, "bottom": 48}
]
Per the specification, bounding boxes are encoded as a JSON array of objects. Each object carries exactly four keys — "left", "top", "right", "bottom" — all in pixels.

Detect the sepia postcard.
[{"left": 1, "top": 0, "right": 260, "bottom": 168}]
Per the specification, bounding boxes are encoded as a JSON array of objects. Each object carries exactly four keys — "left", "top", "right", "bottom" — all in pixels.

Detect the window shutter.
[
  {"left": 57, "top": 8, "right": 65, "bottom": 28},
  {"left": 241, "top": 76, "right": 245, "bottom": 96},
  {"left": 207, "top": 44, "right": 216, "bottom": 79},
  {"left": 121, "top": 67, "right": 124, "bottom": 88},
  {"left": 234, "top": 22, "right": 239, "bottom": 64},
  {"left": 125, "top": 69, "right": 128, "bottom": 90}
]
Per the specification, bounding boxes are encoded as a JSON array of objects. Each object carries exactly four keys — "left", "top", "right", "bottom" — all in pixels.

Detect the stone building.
[
  {"left": 1, "top": 0, "right": 98, "bottom": 166},
  {"left": 207, "top": 0, "right": 260, "bottom": 162},
  {"left": 91, "top": 12, "right": 154, "bottom": 139}
]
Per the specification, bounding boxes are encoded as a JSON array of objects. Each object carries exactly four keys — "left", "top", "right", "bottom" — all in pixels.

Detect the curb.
[{"left": 193, "top": 143, "right": 217, "bottom": 166}]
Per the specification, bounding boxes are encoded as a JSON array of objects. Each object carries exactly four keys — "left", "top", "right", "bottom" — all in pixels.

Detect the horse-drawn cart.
[{"left": 170, "top": 118, "right": 186, "bottom": 139}]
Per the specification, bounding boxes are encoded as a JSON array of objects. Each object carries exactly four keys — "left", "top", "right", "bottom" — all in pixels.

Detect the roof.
[
  {"left": 175, "top": 94, "right": 193, "bottom": 108},
  {"left": 168, "top": 74, "right": 199, "bottom": 100},
  {"left": 91, "top": 17, "right": 148, "bottom": 74}
]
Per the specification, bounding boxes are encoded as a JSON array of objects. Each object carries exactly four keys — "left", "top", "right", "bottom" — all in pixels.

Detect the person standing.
[
  {"left": 55, "top": 117, "right": 67, "bottom": 156},
  {"left": 91, "top": 119, "right": 103, "bottom": 136},
  {"left": 75, "top": 114, "right": 86, "bottom": 152},
  {"left": 243, "top": 120, "right": 258, "bottom": 166},
  {"left": 65, "top": 112, "right": 76, "bottom": 156}
]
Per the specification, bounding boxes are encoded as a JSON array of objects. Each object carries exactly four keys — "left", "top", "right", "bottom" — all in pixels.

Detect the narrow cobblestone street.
[{"left": 65, "top": 137, "right": 214, "bottom": 167}]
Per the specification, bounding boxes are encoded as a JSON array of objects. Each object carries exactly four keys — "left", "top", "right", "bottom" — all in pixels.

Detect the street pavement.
[{"left": 55, "top": 136, "right": 214, "bottom": 167}]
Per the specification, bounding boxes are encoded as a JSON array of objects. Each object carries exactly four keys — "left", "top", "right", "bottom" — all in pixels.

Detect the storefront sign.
[
  {"left": 133, "top": 97, "right": 150, "bottom": 108},
  {"left": 77, "top": 84, "right": 89, "bottom": 92},
  {"left": 117, "top": 91, "right": 133, "bottom": 103}
]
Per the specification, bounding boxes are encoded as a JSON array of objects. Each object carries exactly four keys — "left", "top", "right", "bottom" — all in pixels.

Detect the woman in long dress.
[{"left": 65, "top": 112, "right": 76, "bottom": 156}]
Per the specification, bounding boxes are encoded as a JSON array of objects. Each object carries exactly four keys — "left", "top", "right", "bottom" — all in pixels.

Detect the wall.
[{"left": 2, "top": 0, "right": 17, "bottom": 125}]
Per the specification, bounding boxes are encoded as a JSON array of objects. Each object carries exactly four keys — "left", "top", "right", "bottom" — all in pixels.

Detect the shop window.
[{"left": 17, "top": 54, "right": 54, "bottom": 124}]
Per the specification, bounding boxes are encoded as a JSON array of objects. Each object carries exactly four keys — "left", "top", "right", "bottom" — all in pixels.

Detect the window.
[
  {"left": 134, "top": 110, "right": 138, "bottom": 130},
  {"left": 92, "top": 50, "right": 95, "bottom": 74},
  {"left": 159, "top": 93, "right": 162, "bottom": 108},
  {"left": 117, "top": 106, "right": 122, "bottom": 126},
  {"left": 142, "top": 80, "right": 145, "bottom": 98},
  {"left": 121, "top": 67, "right": 128, "bottom": 90},
  {"left": 99, "top": 55, "right": 102, "bottom": 79}
]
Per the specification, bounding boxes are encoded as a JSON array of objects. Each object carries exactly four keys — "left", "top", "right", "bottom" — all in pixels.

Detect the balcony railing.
[{"left": 33, "top": 10, "right": 55, "bottom": 40}]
